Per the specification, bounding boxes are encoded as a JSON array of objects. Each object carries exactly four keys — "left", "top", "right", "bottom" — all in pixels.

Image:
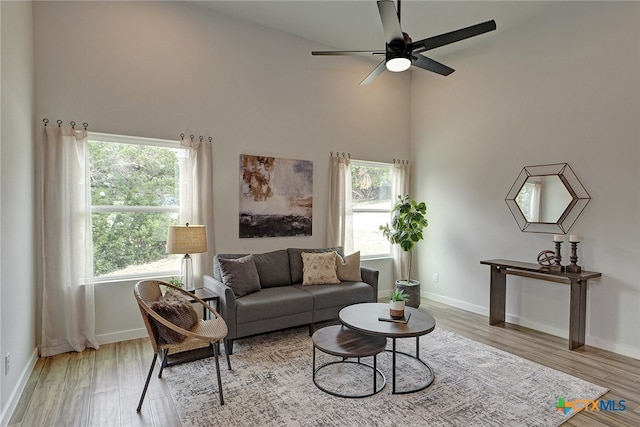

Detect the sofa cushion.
[
  {"left": 296, "top": 282, "right": 375, "bottom": 310},
  {"left": 150, "top": 291, "right": 199, "bottom": 344},
  {"left": 235, "top": 286, "right": 314, "bottom": 324},
  {"left": 301, "top": 251, "right": 340, "bottom": 285},
  {"left": 218, "top": 255, "right": 261, "bottom": 297},
  {"left": 252, "top": 249, "right": 292, "bottom": 288},
  {"left": 336, "top": 251, "right": 362, "bottom": 282},
  {"left": 287, "top": 247, "right": 344, "bottom": 284}
]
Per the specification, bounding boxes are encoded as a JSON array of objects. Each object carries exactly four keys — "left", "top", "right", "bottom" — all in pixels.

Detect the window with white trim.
[
  {"left": 89, "top": 133, "right": 182, "bottom": 281},
  {"left": 351, "top": 160, "right": 393, "bottom": 258}
]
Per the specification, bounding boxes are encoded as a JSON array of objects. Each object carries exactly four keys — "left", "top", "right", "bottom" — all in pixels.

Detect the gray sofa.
[{"left": 203, "top": 247, "right": 378, "bottom": 354}]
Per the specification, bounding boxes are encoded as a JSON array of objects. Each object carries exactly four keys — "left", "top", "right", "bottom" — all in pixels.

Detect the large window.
[
  {"left": 89, "top": 133, "right": 182, "bottom": 281},
  {"left": 351, "top": 160, "right": 393, "bottom": 258}
]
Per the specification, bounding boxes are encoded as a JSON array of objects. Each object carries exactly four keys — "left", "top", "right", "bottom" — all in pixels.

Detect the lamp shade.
[{"left": 166, "top": 224, "right": 208, "bottom": 255}]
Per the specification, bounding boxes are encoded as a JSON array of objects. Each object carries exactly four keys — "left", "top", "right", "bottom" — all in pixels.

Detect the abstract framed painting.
[{"left": 239, "top": 154, "right": 313, "bottom": 238}]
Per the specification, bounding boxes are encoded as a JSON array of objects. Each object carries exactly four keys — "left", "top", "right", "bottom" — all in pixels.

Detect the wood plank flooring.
[{"left": 8, "top": 299, "right": 640, "bottom": 426}]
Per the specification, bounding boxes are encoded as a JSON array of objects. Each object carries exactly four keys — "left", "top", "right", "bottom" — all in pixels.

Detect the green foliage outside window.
[
  {"left": 351, "top": 165, "right": 391, "bottom": 203},
  {"left": 89, "top": 140, "right": 180, "bottom": 277}
]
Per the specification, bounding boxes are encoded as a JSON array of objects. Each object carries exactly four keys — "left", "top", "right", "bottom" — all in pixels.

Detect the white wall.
[
  {"left": 0, "top": 1, "right": 36, "bottom": 423},
  {"left": 412, "top": 1, "right": 640, "bottom": 358},
  {"left": 32, "top": 1, "right": 410, "bottom": 343}
]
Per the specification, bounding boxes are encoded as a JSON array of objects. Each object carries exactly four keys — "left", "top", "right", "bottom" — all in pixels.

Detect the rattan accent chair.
[{"left": 134, "top": 280, "right": 231, "bottom": 412}]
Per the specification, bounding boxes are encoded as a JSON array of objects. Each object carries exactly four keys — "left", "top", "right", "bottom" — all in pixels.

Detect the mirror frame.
[{"left": 505, "top": 163, "right": 591, "bottom": 234}]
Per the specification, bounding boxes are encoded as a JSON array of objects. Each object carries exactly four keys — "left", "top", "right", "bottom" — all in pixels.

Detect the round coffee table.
[
  {"left": 312, "top": 325, "right": 387, "bottom": 398},
  {"left": 339, "top": 302, "right": 436, "bottom": 394}
]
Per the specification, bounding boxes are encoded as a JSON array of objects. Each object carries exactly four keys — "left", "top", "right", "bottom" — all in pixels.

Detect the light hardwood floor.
[{"left": 8, "top": 299, "right": 640, "bottom": 426}]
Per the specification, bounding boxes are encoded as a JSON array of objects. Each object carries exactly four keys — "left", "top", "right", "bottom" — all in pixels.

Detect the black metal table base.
[
  {"left": 312, "top": 349, "right": 386, "bottom": 398},
  {"left": 389, "top": 336, "right": 435, "bottom": 394}
]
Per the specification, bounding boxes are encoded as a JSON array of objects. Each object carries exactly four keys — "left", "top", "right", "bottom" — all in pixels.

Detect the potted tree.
[{"left": 380, "top": 195, "right": 428, "bottom": 308}]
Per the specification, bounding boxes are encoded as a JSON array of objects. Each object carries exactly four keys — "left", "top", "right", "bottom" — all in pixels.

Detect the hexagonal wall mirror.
[{"left": 505, "top": 163, "right": 591, "bottom": 234}]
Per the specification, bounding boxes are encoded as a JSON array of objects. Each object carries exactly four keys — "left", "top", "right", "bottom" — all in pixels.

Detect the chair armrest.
[
  {"left": 360, "top": 267, "right": 379, "bottom": 302},
  {"left": 203, "top": 275, "right": 237, "bottom": 339}
]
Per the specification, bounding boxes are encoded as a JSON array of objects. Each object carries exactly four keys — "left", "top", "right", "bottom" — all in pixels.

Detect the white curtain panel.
[
  {"left": 179, "top": 136, "right": 215, "bottom": 281},
  {"left": 41, "top": 125, "right": 99, "bottom": 356},
  {"left": 392, "top": 161, "right": 411, "bottom": 281},
  {"left": 326, "top": 155, "right": 353, "bottom": 252}
]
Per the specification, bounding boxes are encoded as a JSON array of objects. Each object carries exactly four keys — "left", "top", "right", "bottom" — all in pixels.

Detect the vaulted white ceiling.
[{"left": 191, "top": 1, "right": 556, "bottom": 60}]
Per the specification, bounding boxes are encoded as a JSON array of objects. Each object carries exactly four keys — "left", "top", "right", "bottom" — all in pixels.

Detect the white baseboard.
[
  {"left": 1, "top": 348, "right": 38, "bottom": 427},
  {"left": 422, "top": 291, "right": 488, "bottom": 317},
  {"left": 422, "top": 290, "right": 568, "bottom": 338},
  {"left": 422, "top": 290, "right": 640, "bottom": 359},
  {"left": 585, "top": 335, "right": 640, "bottom": 360},
  {"left": 96, "top": 328, "right": 148, "bottom": 345}
]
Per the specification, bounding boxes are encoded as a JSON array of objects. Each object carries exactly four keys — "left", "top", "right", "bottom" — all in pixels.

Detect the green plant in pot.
[
  {"left": 380, "top": 194, "right": 428, "bottom": 308},
  {"left": 389, "top": 288, "right": 410, "bottom": 319},
  {"left": 163, "top": 277, "right": 184, "bottom": 294}
]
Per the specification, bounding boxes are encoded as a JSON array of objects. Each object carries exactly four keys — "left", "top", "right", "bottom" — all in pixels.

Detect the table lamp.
[{"left": 166, "top": 223, "right": 207, "bottom": 292}]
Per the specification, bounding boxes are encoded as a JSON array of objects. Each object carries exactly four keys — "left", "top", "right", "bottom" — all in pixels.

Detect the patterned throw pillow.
[
  {"left": 218, "top": 255, "right": 261, "bottom": 297},
  {"left": 336, "top": 251, "right": 362, "bottom": 282},
  {"left": 150, "top": 290, "right": 199, "bottom": 344},
  {"left": 301, "top": 251, "right": 340, "bottom": 285}
]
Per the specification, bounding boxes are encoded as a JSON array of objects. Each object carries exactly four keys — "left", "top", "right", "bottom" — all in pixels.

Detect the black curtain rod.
[
  {"left": 180, "top": 133, "right": 213, "bottom": 143},
  {"left": 43, "top": 118, "right": 88, "bottom": 130},
  {"left": 330, "top": 151, "right": 351, "bottom": 158}
]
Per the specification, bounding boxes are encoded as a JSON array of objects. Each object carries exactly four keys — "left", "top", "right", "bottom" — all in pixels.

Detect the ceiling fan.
[{"left": 312, "top": 0, "right": 496, "bottom": 85}]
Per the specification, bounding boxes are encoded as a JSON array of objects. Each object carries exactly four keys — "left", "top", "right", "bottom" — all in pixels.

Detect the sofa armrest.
[
  {"left": 203, "top": 275, "right": 238, "bottom": 339},
  {"left": 360, "top": 267, "right": 379, "bottom": 302}
]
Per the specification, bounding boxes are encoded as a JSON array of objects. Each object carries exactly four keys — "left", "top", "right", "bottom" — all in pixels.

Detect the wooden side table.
[
  {"left": 339, "top": 303, "right": 436, "bottom": 394},
  {"left": 312, "top": 325, "right": 387, "bottom": 398}
]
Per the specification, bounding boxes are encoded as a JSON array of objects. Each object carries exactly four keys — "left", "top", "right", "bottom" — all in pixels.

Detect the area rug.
[{"left": 163, "top": 327, "right": 607, "bottom": 427}]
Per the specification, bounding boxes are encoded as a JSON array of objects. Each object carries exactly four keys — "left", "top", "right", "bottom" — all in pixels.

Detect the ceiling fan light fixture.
[{"left": 385, "top": 55, "right": 411, "bottom": 72}]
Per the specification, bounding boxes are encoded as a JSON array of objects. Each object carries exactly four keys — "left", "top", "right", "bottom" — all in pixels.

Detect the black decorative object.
[{"left": 537, "top": 250, "right": 555, "bottom": 267}]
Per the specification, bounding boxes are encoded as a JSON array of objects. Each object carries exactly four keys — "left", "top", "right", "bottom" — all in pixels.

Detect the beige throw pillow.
[
  {"left": 336, "top": 251, "right": 362, "bottom": 282},
  {"left": 301, "top": 251, "right": 340, "bottom": 285}
]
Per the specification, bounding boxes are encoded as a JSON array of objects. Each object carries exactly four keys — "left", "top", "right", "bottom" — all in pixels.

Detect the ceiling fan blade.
[
  {"left": 312, "top": 50, "right": 385, "bottom": 57},
  {"left": 410, "top": 20, "right": 497, "bottom": 53},
  {"left": 360, "top": 60, "right": 387, "bottom": 86},
  {"left": 412, "top": 54, "right": 454, "bottom": 76},
  {"left": 377, "top": 0, "right": 404, "bottom": 45}
]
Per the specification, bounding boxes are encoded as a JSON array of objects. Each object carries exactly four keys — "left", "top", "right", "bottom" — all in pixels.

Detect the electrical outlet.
[
  {"left": 433, "top": 273, "right": 439, "bottom": 283},
  {"left": 4, "top": 353, "right": 10, "bottom": 375}
]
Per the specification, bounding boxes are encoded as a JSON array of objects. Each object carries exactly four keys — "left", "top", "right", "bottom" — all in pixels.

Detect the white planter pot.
[{"left": 389, "top": 300, "right": 405, "bottom": 319}]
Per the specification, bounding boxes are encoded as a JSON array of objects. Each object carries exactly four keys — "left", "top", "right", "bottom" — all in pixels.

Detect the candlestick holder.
[
  {"left": 550, "top": 240, "right": 563, "bottom": 271},
  {"left": 565, "top": 240, "right": 582, "bottom": 273}
]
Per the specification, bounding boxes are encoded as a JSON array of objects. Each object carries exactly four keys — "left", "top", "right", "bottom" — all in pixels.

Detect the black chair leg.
[
  {"left": 220, "top": 341, "right": 232, "bottom": 371},
  {"left": 158, "top": 348, "right": 168, "bottom": 378},
  {"left": 137, "top": 353, "right": 158, "bottom": 413},
  {"left": 225, "top": 339, "right": 234, "bottom": 355},
  {"left": 213, "top": 343, "right": 224, "bottom": 405}
]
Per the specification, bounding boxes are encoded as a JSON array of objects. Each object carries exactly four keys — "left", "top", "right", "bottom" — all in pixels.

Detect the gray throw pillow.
[
  {"left": 218, "top": 255, "right": 261, "bottom": 297},
  {"left": 252, "top": 249, "right": 291, "bottom": 288}
]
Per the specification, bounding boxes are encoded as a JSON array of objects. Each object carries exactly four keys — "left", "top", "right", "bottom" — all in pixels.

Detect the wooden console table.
[{"left": 480, "top": 259, "right": 601, "bottom": 350}]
